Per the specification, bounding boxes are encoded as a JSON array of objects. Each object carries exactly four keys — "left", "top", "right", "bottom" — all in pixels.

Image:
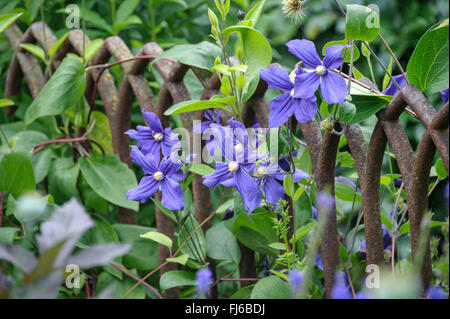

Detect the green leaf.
[
  {"left": 268, "top": 242, "right": 286, "bottom": 251},
  {"left": 230, "top": 284, "right": 254, "bottom": 299},
  {"left": 436, "top": 158, "right": 447, "bottom": 180},
  {"left": 407, "top": 19, "right": 449, "bottom": 95},
  {"left": 159, "top": 270, "right": 196, "bottom": 291},
  {"left": 250, "top": 276, "right": 291, "bottom": 299},
  {"left": 398, "top": 221, "right": 447, "bottom": 237},
  {"left": 48, "top": 158, "right": 80, "bottom": 205},
  {"left": 244, "top": 0, "right": 265, "bottom": 27},
  {"left": 140, "top": 231, "right": 173, "bottom": 251},
  {"left": 322, "top": 40, "right": 360, "bottom": 63},
  {"left": 113, "top": 224, "right": 159, "bottom": 270},
  {"left": 113, "top": 15, "right": 142, "bottom": 34},
  {"left": 189, "top": 163, "right": 214, "bottom": 176},
  {"left": 345, "top": 4, "right": 380, "bottom": 42},
  {"left": 20, "top": 43, "right": 46, "bottom": 63},
  {"left": 0, "top": 98, "right": 14, "bottom": 108},
  {"left": 164, "top": 96, "right": 234, "bottom": 116},
  {"left": 25, "top": 56, "right": 86, "bottom": 125},
  {"left": 89, "top": 111, "right": 114, "bottom": 154},
  {"left": 291, "top": 222, "right": 317, "bottom": 243},
  {"left": 0, "top": 228, "right": 19, "bottom": 244},
  {"left": 167, "top": 254, "right": 189, "bottom": 265},
  {"left": 222, "top": 25, "right": 272, "bottom": 75},
  {"left": 0, "top": 152, "right": 35, "bottom": 197},
  {"left": 283, "top": 174, "right": 294, "bottom": 198},
  {"left": 116, "top": 0, "right": 140, "bottom": 23},
  {"left": 79, "top": 154, "right": 138, "bottom": 211},
  {"left": 0, "top": 12, "right": 23, "bottom": 34},
  {"left": 84, "top": 39, "right": 104, "bottom": 62},
  {"left": 48, "top": 32, "right": 69, "bottom": 57},
  {"left": 150, "top": 197, "right": 177, "bottom": 222},
  {"left": 153, "top": 41, "right": 223, "bottom": 70},
  {"left": 382, "top": 57, "right": 393, "bottom": 91},
  {"left": 380, "top": 214, "right": 393, "bottom": 232},
  {"left": 335, "top": 181, "right": 361, "bottom": 202},
  {"left": 206, "top": 221, "right": 241, "bottom": 264},
  {"left": 232, "top": 212, "right": 279, "bottom": 255}
]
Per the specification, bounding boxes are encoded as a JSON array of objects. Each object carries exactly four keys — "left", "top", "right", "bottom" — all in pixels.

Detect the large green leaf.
[
  {"left": 113, "top": 224, "right": 159, "bottom": 270},
  {"left": 153, "top": 41, "right": 223, "bottom": 70},
  {"left": 164, "top": 96, "right": 234, "bottom": 116},
  {"left": 206, "top": 221, "right": 241, "bottom": 264},
  {"left": 345, "top": 4, "right": 380, "bottom": 42},
  {"left": 79, "top": 154, "right": 138, "bottom": 211},
  {"left": 0, "top": 152, "right": 35, "bottom": 197},
  {"left": 159, "top": 270, "right": 196, "bottom": 291},
  {"left": 48, "top": 157, "right": 80, "bottom": 205},
  {"left": 250, "top": 276, "right": 291, "bottom": 299},
  {"left": 348, "top": 94, "right": 392, "bottom": 124},
  {"left": 232, "top": 212, "right": 278, "bottom": 255},
  {"left": 25, "top": 56, "right": 86, "bottom": 125},
  {"left": 407, "top": 20, "right": 449, "bottom": 95},
  {"left": 222, "top": 25, "right": 272, "bottom": 75},
  {"left": 0, "top": 12, "right": 23, "bottom": 34}
]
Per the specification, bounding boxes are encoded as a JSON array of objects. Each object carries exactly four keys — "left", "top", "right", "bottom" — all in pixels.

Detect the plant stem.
[{"left": 378, "top": 34, "right": 409, "bottom": 85}]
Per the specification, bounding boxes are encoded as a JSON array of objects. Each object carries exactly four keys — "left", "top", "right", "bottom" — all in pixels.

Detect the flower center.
[
  {"left": 153, "top": 171, "right": 164, "bottom": 181},
  {"left": 315, "top": 65, "right": 326, "bottom": 75},
  {"left": 290, "top": 88, "right": 295, "bottom": 97},
  {"left": 153, "top": 132, "right": 164, "bottom": 142},
  {"left": 234, "top": 143, "right": 244, "bottom": 154},
  {"left": 255, "top": 166, "right": 267, "bottom": 177},
  {"left": 228, "top": 161, "right": 239, "bottom": 173}
]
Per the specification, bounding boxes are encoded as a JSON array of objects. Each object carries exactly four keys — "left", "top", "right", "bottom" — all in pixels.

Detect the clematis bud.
[{"left": 321, "top": 118, "right": 334, "bottom": 132}]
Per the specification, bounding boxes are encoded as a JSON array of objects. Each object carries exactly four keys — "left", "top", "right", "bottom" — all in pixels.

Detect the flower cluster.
[
  {"left": 260, "top": 39, "right": 349, "bottom": 128},
  {"left": 126, "top": 111, "right": 185, "bottom": 211}
]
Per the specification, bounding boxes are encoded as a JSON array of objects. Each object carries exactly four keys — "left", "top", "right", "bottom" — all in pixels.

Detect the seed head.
[{"left": 282, "top": 0, "right": 308, "bottom": 20}]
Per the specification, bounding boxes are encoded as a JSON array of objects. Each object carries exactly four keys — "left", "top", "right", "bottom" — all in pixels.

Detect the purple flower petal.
[
  {"left": 259, "top": 67, "right": 293, "bottom": 92},
  {"left": 234, "top": 168, "right": 259, "bottom": 213},
  {"left": 323, "top": 45, "right": 347, "bottom": 69},
  {"left": 125, "top": 129, "right": 139, "bottom": 139},
  {"left": 287, "top": 39, "right": 322, "bottom": 69},
  {"left": 294, "top": 71, "right": 321, "bottom": 99},
  {"left": 160, "top": 158, "right": 184, "bottom": 182},
  {"left": 264, "top": 177, "right": 285, "bottom": 207},
  {"left": 130, "top": 146, "right": 158, "bottom": 175},
  {"left": 269, "top": 93, "right": 295, "bottom": 128},
  {"left": 293, "top": 96, "right": 318, "bottom": 123},
  {"left": 441, "top": 89, "right": 449, "bottom": 103},
  {"left": 161, "top": 128, "right": 178, "bottom": 157},
  {"left": 161, "top": 178, "right": 184, "bottom": 210},
  {"left": 320, "top": 71, "right": 347, "bottom": 105},
  {"left": 383, "top": 74, "right": 408, "bottom": 97},
  {"left": 203, "top": 162, "right": 233, "bottom": 188},
  {"left": 143, "top": 111, "right": 163, "bottom": 133},
  {"left": 126, "top": 176, "right": 159, "bottom": 203},
  {"left": 292, "top": 168, "right": 309, "bottom": 182}
]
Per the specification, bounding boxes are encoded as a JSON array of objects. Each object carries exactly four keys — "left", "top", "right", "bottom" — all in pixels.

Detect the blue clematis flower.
[
  {"left": 126, "top": 146, "right": 184, "bottom": 210},
  {"left": 196, "top": 267, "right": 213, "bottom": 297},
  {"left": 287, "top": 39, "right": 349, "bottom": 106},
  {"left": 441, "top": 89, "right": 449, "bottom": 103},
  {"left": 126, "top": 111, "right": 179, "bottom": 160},
  {"left": 383, "top": 73, "right": 408, "bottom": 97},
  {"left": 252, "top": 160, "right": 309, "bottom": 208},
  {"left": 259, "top": 67, "right": 318, "bottom": 128},
  {"left": 202, "top": 139, "right": 261, "bottom": 214}
]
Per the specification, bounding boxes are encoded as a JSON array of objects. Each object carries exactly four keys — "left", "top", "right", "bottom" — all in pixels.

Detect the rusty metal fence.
[{"left": 3, "top": 22, "right": 449, "bottom": 298}]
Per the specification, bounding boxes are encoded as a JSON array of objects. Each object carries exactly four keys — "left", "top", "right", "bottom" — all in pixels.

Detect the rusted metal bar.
[{"left": 316, "top": 129, "right": 341, "bottom": 298}]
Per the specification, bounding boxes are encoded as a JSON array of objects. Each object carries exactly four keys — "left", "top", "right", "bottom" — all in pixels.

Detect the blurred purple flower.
[
  {"left": 126, "top": 146, "right": 184, "bottom": 210},
  {"left": 312, "top": 205, "right": 318, "bottom": 221},
  {"left": 126, "top": 111, "right": 178, "bottom": 160},
  {"left": 196, "top": 267, "right": 213, "bottom": 296},
  {"left": 317, "top": 192, "right": 335, "bottom": 210},
  {"left": 287, "top": 39, "right": 348, "bottom": 106},
  {"left": 289, "top": 270, "right": 304, "bottom": 294},
  {"left": 259, "top": 67, "right": 318, "bottom": 128},
  {"left": 355, "top": 291, "right": 372, "bottom": 299},
  {"left": 316, "top": 253, "right": 323, "bottom": 270},
  {"left": 383, "top": 74, "right": 408, "bottom": 97},
  {"left": 441, "top": 89, "right": 449, "bottom": 103},
  {"left": 426, "top": 286, "right": 447, "bottom": 299},
  {"left": 336, "top": 176, "right": 357, "bottom": 189},
  {"left": 331, "top": 272, "right": 352, "bottom": 299}
]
